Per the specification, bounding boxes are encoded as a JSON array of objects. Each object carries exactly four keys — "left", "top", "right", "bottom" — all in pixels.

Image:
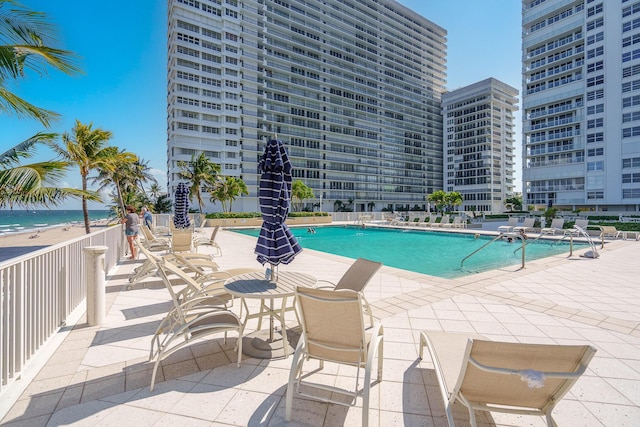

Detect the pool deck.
[{"left": 1, "top": 223, "right": 640, "bottom": 426}]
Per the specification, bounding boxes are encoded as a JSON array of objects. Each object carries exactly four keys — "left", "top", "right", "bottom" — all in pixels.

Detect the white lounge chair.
[
  {"left": 497, "top": 217, "right": 518, "bottom": 233},
  {"left": 419, "top": 330, "right": 596, "bottom": 427},
  {"left": 513, "top": 217, "right": 535, "bottom": 233},
  {"left": 541, "top": 218, "right": 565, "bottom": 235},
  {"left": 433, "top": 214, "right": 450, "bottom": 228},
  {"left": 193, "top": 225, "right": 222, "bottom": 256}
]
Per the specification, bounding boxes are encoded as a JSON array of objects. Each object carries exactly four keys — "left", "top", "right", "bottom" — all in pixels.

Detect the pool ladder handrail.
[
  {"left": 460, "top": 232, "right": 526, "bottom": 269},
  {"left": 558, "top": 225, "right": 599, "bottom": 257}
]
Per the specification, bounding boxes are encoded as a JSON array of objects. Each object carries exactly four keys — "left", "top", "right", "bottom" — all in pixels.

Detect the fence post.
[{"left": 84, "top": 246, "right": 108, "bottom": 326}]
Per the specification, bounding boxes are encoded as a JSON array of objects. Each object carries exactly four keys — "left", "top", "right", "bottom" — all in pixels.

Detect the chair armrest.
[{"left": 314, "top": 279, "right": 337, "bottom": 290}]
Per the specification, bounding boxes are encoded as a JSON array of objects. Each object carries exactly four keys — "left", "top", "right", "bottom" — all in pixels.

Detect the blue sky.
[{"left": 1, "top": 1, "right": 522, "bottom": 209}]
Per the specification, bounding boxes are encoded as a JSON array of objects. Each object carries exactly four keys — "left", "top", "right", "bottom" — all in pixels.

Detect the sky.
[{"left": 1, "top": 0, "right": 523, "bottom": 210}]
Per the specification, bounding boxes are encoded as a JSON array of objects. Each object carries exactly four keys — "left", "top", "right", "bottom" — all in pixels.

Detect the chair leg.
[{"left": 285, "top": 342, "right": 306, "bottom": 422}]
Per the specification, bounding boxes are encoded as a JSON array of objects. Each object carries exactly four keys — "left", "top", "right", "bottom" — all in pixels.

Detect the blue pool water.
[{"left": 235, "top": 226, "right": 585, "bottom": 279}]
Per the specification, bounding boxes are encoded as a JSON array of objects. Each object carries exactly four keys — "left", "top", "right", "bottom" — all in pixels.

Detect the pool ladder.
[{"left": 460, "top": 232, "right": 527, "bottom": 270}]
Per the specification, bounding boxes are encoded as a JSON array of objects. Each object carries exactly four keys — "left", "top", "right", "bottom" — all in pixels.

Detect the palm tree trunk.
[{"left": 81, "top": 175, "right": 90, "bottom": 234}]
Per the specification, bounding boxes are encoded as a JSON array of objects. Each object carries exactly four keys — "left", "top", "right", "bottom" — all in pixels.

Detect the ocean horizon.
[{"left": 0, "top": 210, "right": 113, "bottom": 235}]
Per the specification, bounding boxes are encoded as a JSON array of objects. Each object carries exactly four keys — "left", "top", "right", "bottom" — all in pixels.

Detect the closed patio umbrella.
[
  {"left": 173, "top": 182, "right": 191, "bottom": 229},
  {"left": 255, "top": 138, "right": 302, "bottom": 278}
]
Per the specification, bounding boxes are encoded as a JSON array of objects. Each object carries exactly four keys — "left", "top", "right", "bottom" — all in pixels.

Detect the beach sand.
[{"left": 0, "top": 221, "right": 114, "bottom": 262}]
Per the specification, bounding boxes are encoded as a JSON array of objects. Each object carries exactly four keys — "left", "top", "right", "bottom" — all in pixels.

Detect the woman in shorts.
[{"left": 121, "top": 205, "right": 139, "bottom": 259}]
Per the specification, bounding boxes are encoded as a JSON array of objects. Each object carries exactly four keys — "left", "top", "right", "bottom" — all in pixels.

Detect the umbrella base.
[{"left": 241, "top": 326, "right": 301, "bottom": 359}]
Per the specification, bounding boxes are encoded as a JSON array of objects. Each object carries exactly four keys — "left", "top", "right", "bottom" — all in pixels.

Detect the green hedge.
[
  {"left": 205, "top": 212, "right": 262, "bottom": 219},
  {"left": 288, "top": 212, "right": 329, "bottom": 217}
]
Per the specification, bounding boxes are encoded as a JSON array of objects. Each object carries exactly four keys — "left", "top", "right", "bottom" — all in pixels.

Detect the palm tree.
[
  {"left": 0, "top": 0, "right": 81, "bottom": 126},
  {"left": 90, "top": 147, "right": 139, "bottom": 215},
  {"left": 177, "top": 152, "right": 221, "bottom": 213},
  {"left": 291, "top": 180, "right": 314, "bottom": 212},
  {"left": 209, "top": 176, "right": 248, "bottom": 212},
  {"left": 49, "top": 120, "right": 113, "bottom": 233},
  {"left": 0, "top": 133, "right": 93, "bottom": 208}
]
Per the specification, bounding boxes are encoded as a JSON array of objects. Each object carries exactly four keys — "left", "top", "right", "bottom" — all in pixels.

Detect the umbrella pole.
[{"left": 269, "top": 263, "right": 276, "bottom": 342}]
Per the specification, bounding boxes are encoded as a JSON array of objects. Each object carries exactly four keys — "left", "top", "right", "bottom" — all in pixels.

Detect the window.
[
  {"left": 622, "top": 48, "right": 640, "bottom": 62},
  {"left": 587, "top": 89, "right": 604, "bottom": 100},
  {"left": 623, "top": 111, "right": 640, "bottom": 122},
  {"left": 587, "top": 191, "right": 604, "bottom": 199},
  {"left": 622, "top": 173, "right": 640, "bottom": 183},
  {"left": 587, "top": 104, "right": 604, "bottom": 114},
  {"left": 623, "top": 125, "right": 640, "bottom": 137},
  {"left": 588, "top": 148, "right": 604, "bottom": 156},
  {"left": 587, "top": 132, "right": 604, "bottom": 143},
  {"left": 623, "top": 189, "right": 640, "bottom": 198},
  {"left": 587, "top": 161, "right": 604, "bottom": 171},
  {"left": 623, "top": 157, "right": 640, "bottom": 167},
  {"left": 587, "top": 61, "right": 603, "bottom": 73},
  {"left": 587, "top": 118, "right": 603, "bottom": 128},
  {"left": 586, "top": 75, "right": 604, "bottom": 87},
  {"left": 587, "top": 3, "right": 603, "bottom": 17},
  {"left": 586, "top": 17, "right": 604, "bottom": 31},
  {"left": 587, "top": 46, "right": 604, "bottom": 59},
  {"left": 177, "top": 122, "right": 198, "bottom": 131}
]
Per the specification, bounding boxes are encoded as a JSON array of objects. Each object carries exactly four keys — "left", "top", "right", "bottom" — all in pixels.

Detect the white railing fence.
[{"left": 0, "top": 225, "right": 124, "bottom": 397}]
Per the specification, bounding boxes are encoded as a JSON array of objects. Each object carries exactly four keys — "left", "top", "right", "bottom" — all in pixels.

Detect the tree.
[
  {"left": 444, "top": 191, "right": 463, "bottom": 212},
  {"left": 177, "top": 152, "right": 221, "bottom": 213},
  {"left": 0, "top": 133, "right": 92, "bottom": 208},
  {"left": 291, "top": 180, "right": 314, "bottom": 212},
  {"left": 0, "top": 0, "right": 81, "bottom": 126},
  {"left": 209, "top": 176, "right": 248, "bottom": 212},
  {"left": 504, "top": 194, "right": 523, "bottom": 212},
  {"left": 90, "top": 147, "right": 140, "bottom": 215},
  {"left": 428, "top": 190, "right": 447, "bottom": 213},
  {"left": 49, "top": 120, "right": 113, "bottom": 234},
  {"left": 0, "top": 1, "right": 86, "bottom": 208}
]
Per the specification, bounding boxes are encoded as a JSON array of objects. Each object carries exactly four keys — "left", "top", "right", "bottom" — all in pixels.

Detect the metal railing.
[{"left": 0, "top": 225, "right": 124, "bottom": 396}]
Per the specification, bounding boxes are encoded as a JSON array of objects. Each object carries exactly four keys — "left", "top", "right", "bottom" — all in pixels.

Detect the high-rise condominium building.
[
  {"left": 167, "top": 0, "right": 447, "bottom": 213},
  {"left": 442, "top": 78, "right": 519, "bottom": 213},
  {"left": 522, "top": 0, "right": 640, "bottom": 212}
]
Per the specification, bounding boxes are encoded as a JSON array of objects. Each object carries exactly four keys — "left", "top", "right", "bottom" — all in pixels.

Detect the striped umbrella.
[
  {"left": 173, "top": 182, "right": 191, "bottom": 229},
  {"left": 255, "top": 139, "right": 302, "bottom": 272}
]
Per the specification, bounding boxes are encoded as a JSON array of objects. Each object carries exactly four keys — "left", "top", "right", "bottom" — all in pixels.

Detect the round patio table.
[{"left": 224, "top": 271, "right": 316, "bottom": 359}]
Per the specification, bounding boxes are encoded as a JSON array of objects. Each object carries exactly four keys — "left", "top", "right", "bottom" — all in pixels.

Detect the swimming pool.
[{"left": 234, "top": 226, "right": 585, "bottom": 279}]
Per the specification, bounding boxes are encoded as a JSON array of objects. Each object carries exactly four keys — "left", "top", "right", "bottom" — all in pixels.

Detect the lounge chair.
[
  {"left": 497, "top": 217, "right": 518, "bottom": 233},
  {"left": 149, "top": 258, "right": 244, "bottom": 391},
  {"left": 419, "top": 330, "right": 596, "bottom": 427},
  {"left": 450, "top": 216, "right": 467, "bottom": 229},
  {"left": 285, "top": 287, "right": 384, "bottom": 427},
  {"left": 541, "top": 218, "right": 565, "bottom": 235},
  {"left": 193, "top": 225, "right": 222, "bottom": 256},
  {"left": 315, "top": 257, "right": 382, "bottom": 327},
  {"left": 599, "top": 226, "right": 621, "bottom": 240},
  {"left": 433, "top": 214, "right": 450, "bottom": 228},
  {"left": 418, "top": 214, "right": 439, "bottom": 227},
  {"left": 140, "top": 224, "right": 171, "bottom": 252},
  {"left": 513, "top": 217, "right": 535, "bottom": 233}
]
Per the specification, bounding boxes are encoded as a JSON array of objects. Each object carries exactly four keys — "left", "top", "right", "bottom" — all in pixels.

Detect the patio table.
[{"left": 224, "top": 271, "right": 316, "bottom": 359}]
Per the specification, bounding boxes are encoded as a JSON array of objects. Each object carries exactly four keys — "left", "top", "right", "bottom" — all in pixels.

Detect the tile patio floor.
[{"left": 1, "top": 224, "right": 640, "bottom": 426}]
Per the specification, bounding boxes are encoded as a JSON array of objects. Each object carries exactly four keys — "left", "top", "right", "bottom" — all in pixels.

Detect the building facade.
[
  {"left": 442, "top": 78, "right": 519, "bottom": 214},
  {"left": 522, "top": 0, "right": 640, "bottom": 212},
  {"left": 167, "top": 0, "right": 447, "bottom": 213}
]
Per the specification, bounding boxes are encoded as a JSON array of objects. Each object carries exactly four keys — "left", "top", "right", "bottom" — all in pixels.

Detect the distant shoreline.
[{"left": 0, "top": 220, "right": 118, "bottom": 263}]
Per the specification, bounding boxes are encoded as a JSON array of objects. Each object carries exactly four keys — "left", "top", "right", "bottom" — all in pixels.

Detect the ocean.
[{"left": 0, "top": 210, "right": 113, "bottom": 235}]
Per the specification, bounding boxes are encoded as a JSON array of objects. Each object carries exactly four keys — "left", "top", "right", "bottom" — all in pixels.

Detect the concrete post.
[{"left": 84, "top": 245, "right": 109, "bottom": 326}]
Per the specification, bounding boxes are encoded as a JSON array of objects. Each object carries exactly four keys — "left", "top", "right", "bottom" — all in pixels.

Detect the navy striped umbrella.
[
  {"left": 255, "top": 139, "right": 302, "bottom": 268},
  {"left": 173, "top": 182, "right": 191, "bottom": 229}
]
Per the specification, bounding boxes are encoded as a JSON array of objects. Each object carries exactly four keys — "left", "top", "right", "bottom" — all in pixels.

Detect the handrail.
[
  {"left": 460, "top": 233, "right": 526, "bottom": 269},
  {"left": 0, "top": 225, "right": 124, "bottom": 400}
]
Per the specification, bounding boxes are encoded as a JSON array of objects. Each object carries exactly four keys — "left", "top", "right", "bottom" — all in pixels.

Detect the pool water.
[{"left": 234, "top": 226, "right": 586, "bottom": 279}]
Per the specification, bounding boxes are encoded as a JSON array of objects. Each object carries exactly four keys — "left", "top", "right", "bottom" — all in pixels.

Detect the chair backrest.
[
  {"left": 172, "top": 230, "right": 193, "bottom": 252},
  {"left": 209, "top": 225, "right": 220, "bottom": 242},
  {"left": 522, "top": 218, "right": 535, "bottom": 227},
  {"left": 140, "top": 224, "right": 155, "bottom": 241},
  {"left": 548, "top": 218, "right": 564, "bottom": 229},
  {"left": 574, "top": 219, "right": 589, "bottom": 229},
  {"left": 428, "top": 214, "right": 438, "bottom": 223},
  {"left": 135, "top": 238, "right": 161, "bottom": 262},
  {"left": 600, "top": 226, "right": 618, "bottom": 236},
  {"left": 457, "top": 339, "right": 596, "bottom": 411},
  {"left": 295, "top": 286, "right": 366, "bottom": 364},
  {"left": 334, "top": 258, "right": 382, "bottom": 293},
  {"left": 507, "top": 217, "right": 518, "bottom": 226},
  {"left": 439, "top": 214, "right": 450, "bottom": 224}
]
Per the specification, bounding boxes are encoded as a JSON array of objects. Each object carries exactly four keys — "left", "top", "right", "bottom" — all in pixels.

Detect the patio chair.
[
  {"left": 315, "top": 257, "right": 382, "bottom": 327},
  {"left": 285, "top": 287, "right": 384, "bottom": 427},
  {"left": 419, "top": 331, "right": 596, "bottom": 427},
  {"left": 193, "top": 225, "right": 222, "bottom": 256},
  {"left": 450, "top": 216, "right": 467, "bottom": 229},
  {"left": 541, "top": 218, "right": 565, "bottom": 235},
  {"left": 599, "top": 226, "right": 622, "bottom": 240},
  {"left": 171, "top": 229, "right": 193, "bottom": 253},
  {"left": 497, "top": 217, "right": 518, "bottom": 233},
  {"left": 149, "top": 259, "right": 244, "bottom": 391},
  {"left": 140, "top": 224, "right": 171, "bottom": 252},
  {"left": 513, "top": 217, "right": 536, "bottom": 233},
  {"left": 433, "top": 214, "right": 450, "bottom": 228},
  {"left": 418, "top": 214, "right": 439, "bottom": 227}
]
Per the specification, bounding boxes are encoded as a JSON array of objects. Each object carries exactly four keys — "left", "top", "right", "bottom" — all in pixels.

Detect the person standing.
[
  {"left": 141, "top": 206, "right": 153, "bottom": 230},
  {"left": 121, "top": 205, "right": 139, "bottom": 259}
]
